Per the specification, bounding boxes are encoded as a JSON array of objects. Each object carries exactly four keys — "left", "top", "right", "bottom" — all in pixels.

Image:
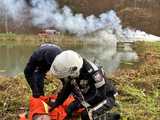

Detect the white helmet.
[{"left": 50, "top": 50, "right": 83, "bottom": 78}]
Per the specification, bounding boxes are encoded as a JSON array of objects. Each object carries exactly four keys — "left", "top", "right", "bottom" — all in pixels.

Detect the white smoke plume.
[
  {"left": 1, "top": 0, "right": 123, "bottom": 36},
  {"left": 123, "top": 28, "right": 160, "bottom": 42},
  {"left": 30, "top": 0, "right": 124, "bottom": 36},
  {"left": 2, "top": 0, "right": 28, "bottom": 21},
  {"left": 1, "top": 0, "right": 160, "bottom": 42}
]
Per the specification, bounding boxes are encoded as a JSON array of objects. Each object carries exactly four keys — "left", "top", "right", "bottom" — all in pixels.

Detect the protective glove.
[
  {"left": 66, "top": 101, "right": 81, "bottom": 118},
  {"left": 66, "top": 106, "right": 73, "bottom": 118}
]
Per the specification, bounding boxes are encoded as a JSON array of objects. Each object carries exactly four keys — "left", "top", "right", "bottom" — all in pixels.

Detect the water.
[{"left": 0, "top": 43, "right": 138, "bottom": 76}]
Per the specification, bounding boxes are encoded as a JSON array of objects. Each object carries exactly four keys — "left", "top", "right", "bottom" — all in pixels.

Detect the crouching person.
[
  {"left": 24, "top": 43, "right": 63, "bottom": 98},
  {"left": 49, "top": 50, "right": 120, "bottom": 120},
  {"left": 24, "top": 43, "right": 119, "bottom": 119}
]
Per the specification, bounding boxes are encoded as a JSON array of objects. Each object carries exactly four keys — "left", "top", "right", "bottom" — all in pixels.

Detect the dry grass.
[
  {"left": 0, "top": 33, "right": 89, "bottom": 48},
  {"left": 0, "top": 75, "right": 30, "bottom": 120},
  {"left": 0, "top": 73, "right": 61, "bottom": 120},
  {"left": 0, "top": 42, "right": 160, "bottom": 119},
  {"left": 111, "top": 42, "right": 160, "bottom": 120}
]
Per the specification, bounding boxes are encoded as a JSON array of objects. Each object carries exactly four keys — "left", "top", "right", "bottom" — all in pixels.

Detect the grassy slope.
[
  {"left": 0, "top": 74, "right": 61, "bottom": 120},
  {"left": 0, "top": 41, "right": 160, "bottom": 119},
  {"left": 111, "top": 42, "right": 160, "bottom": 120}
]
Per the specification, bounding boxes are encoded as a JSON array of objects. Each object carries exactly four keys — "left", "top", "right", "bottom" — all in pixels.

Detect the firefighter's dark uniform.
[
  {"left": 50, "top": 59, "right": 117, "bottom": 119},
  {"left": 24, "top": 43, "right": 117, "bottom": 119},
  {"left": 24, "top": 43, "right": 62, "bottom": 97}
]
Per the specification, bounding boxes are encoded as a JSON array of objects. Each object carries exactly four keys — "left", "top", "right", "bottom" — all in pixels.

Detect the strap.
[
  {"left": 90, "top": 99, "right": 107, "bottom": 112},
  {"left": 81, "top": 101, "right": 91, "bottom": 108},
  {"left": 94, "top": 79, "right": 105, "bottom": 88}
]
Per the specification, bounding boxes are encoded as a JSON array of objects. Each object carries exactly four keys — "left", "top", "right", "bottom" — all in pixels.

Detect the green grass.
[
  {"left": 118, "top": 85, "right": 159, "bottom": 120},
  {"left": 0, "top": 41, "right": 160, "bottom": 119},
  {"left": 111, "top": 41, "right": 160, "bottom": 120}
]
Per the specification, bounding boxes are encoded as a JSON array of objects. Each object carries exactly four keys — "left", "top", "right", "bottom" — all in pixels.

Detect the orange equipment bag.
[
  {"left": 28, "top": 95, "right": 75, "bottom": 120},
  {"left": 19, "top": 114, "right": 27, "bottom": 120}
]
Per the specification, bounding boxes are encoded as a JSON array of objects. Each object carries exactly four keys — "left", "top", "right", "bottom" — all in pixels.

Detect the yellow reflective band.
[{"left": 42, "top": 101, "right": 49, "bottom": 113}]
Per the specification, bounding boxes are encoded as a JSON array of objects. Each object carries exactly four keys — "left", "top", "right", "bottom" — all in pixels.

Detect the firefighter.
[
  {"left": 24, "top": 43, "right": 63, "bottom": 97},
  {"left": 24, "top": 43, "right": 118, "bottom": 119},
  {"left": 49, "top": 50, "right": 118, "bottom": 119}
]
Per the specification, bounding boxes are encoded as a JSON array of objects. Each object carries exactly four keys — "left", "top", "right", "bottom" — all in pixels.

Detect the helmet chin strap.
[{"left": 71, "top": 79, "right": 93, "bottom": 120}]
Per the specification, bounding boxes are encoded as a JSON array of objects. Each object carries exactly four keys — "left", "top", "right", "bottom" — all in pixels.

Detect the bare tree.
[
  {"left": 4, "top": 9, "right": 8, "bottom": 33},
  {"left": 0, "top": 3, "right": 9, "bottom": 33}
]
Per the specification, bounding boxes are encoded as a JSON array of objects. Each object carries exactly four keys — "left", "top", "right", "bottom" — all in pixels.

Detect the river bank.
[
  {"left": 0, "top": 33, "right": 88, "bottom": 48},
  {"left": 111, "top": 42, "right": 160, "bottom": 120},
  {"left": 0, "top": 41, "right": 159, "bottom": 119}
]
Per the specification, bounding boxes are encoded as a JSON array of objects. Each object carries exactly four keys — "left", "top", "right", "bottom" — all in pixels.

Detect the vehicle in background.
[{"left": 38, "top": 29, "right": 60, "bottom": 38}]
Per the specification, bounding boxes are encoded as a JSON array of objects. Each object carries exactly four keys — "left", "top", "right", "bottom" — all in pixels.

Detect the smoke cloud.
[
  {"left": 30, "top": 0, "right": 125, "bottom": 36},
  {"left": 1, "top": 0, "right": 123, "bottom": 36},
  {"left": 1, "top": 0, "right": 160, "bottom": 42},
  {"left": 3, "top": 0, "right": 27, "bottom": 21}
]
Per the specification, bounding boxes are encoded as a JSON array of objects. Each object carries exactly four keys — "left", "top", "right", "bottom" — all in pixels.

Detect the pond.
[{"left": 0, "top": 43, "right": 138, "bottom": 76}]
